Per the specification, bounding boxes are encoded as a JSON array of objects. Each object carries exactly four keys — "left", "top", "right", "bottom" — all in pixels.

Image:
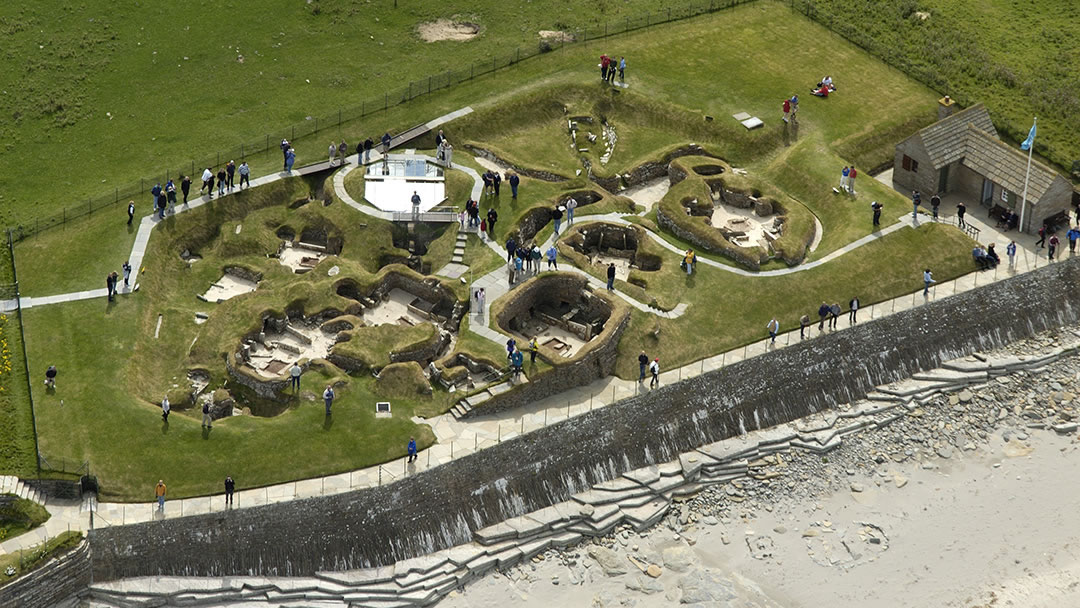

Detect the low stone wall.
[
  {"left": 0, "top": 541, "right": 91, "bottom": 608},
  {"left": 589, "top": 144, "right": 717, "bottom": 192},
  {"left": 89, "top": 259, "right": 1080, "bottom": 581},
  {"left": 468, "top": 146, "right": 568, "bottom": 183},
  {"left": 225, "top": 356, "right": 291, "bottom": 401},
  {"left": 389, "top": 329, "right": 451, "bottom": 365},
  {"left": 657, "top": 202, "right": 761, "bottom": 269},
  {"left": 370, "top": 271, "right": 463, "bottom": 328}
]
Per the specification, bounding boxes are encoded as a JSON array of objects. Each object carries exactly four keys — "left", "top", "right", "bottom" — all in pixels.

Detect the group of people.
[
  {"left": 680, "top": 249, "right": 697, "bottom": 275},
  {"left": 434, "top": 130, "right": 454, "bottom": 168},
  {"left": 599, "top": 54, "right": 626, "bottom": 84},
  {"left": 505, "top": 337, "right": 540, "bottom": 380},
  {"left": 154, "top": 475, "right": 236, "bottom": 512},
  {"left": 104, "top": 261, "right": 133, "bottom": 301},
  {"left": 462, "top": 199, "right": 502, "bottom": 239},
  {"left": 781, "top": 94, "right": 800, "bottom": 123},
  {"left": 280, "top": 138, "right": 297, "bottom": 172},
  {"left": 198, "top": 161, "right": 252, "bottom": 202},
  {"left": 327, "top": 140, "right": 349, "bottom": 166},
  {"left": 504, "top": 237, "right": 559, "bottom": 285},
  {"left": 783, "top": 296, "right": 864, "bottom": 341},
  {"left": 838, "top": 165, "right": 858, "bottom": 196},
  {"left": 811, "top": 75, "right": 836, "bottom": 97},
  {"left": 637, "top": 351, "right": 661, "bottom": 388}
]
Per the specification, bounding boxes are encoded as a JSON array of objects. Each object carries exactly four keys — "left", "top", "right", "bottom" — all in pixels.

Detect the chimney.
[{"left": 938, "top": 95, "right": 956, "bottom": 120}]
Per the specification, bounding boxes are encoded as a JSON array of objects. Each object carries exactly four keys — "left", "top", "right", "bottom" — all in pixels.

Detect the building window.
[
  {"left": 902, "top": 155, "right": 918, "bottom": 172},
  {"left": 1002, "top": 189, "right": 1010, "bottom": 203}
]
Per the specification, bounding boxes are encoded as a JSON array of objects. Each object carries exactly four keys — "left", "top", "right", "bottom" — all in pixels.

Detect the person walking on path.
[
  {"left": 202, "top": 400, "right": 213, "bottom": 428},
  {"left": 127, "top": 200, "right": 135, "bottom": 226},
  {"left": 1007, "top": 240, "right": 1017, "bottom": 267},
  {"left": 1036, "top": 223, "right": 1047, "bottom": 248},
  {"left": 203, "top": 167, "right": 215, "bottom": 199},
  {"left": 281, "top": 138, "right": 291, "bottom": 168},
  {"left": 381, "top": 132, "right": 392, "bottom": 154},
  {"left": 122, "top": 261, "right": 132, "bottom": 289},
  {"left": 847, "top": 166, "right": 857, "bottom": 196},
  {"left": 151, "top": 182, "right": 162, "bottom": 214},
  {"left": 817, "top": 301, "right": 830, "bottom": 331},
  {"left": 1048, "top": 234, "right": 1059, "bottom": 261},
  {"left": 956, "top": 201, "right": 967, "bottom": 229},
  {"left": 566, "top": 196, "right": 578, "bottom": 225},
  {"left": 226, "top": 161, "right": 236, "bottom": 191},
  {"left": 155, "top": 480, "right": 167, "bottom": 512},
  {"left": 44, "top": 365, "right": 57, "bottom": 389},
  {"left": 106, "top": 272, "right": 117, "bottom": 302},
  {"left": 181, "top": 175, "right": 192, "bottom": 205},
  {"left": 799, "top": 314, "right": 810, "bottom": 340},
  {"left": 546, "top": 245, "right": 558, "bottom": 270},
  {"left": 285, "top": 147, "right": 296, "bottom": 173},
  {"left": 323, "top": 385, "right": 335, "bottom": 415},
  {"left": 407, "top": 437, "right": 417, "bottom": 463},
  {"left": 238, "top": 162, "right": 250, "bottom": 189},
  {"left": 411, "top": 191, "right": 421, "bottom": 217},
  {"left": 492, "top": 172, "right": 502, "bottom": 197},
  {"left": 506, "top": 237, "right": 517, "bottom": 263},
  {"left": 606, "top": 263, "right": 616, "bottom": 291},
  {"left": 328, "top": 141, "right": 338, "bottom": 166},
  {"left": 923, "top": 269, "right": 935, "bottom": 296},
  {"left": 508, "top": 171, "right": 520, "bottom": 199},
  {"left": 529, "top": 337, "right": 538, "bottom": 364},
  {"left": 510, "top": 348, "right": 524, "bottom": 380},
  {"left": 506, "top": 338, "right": 517, "bottom": 362},
  {"left": 649, "top": 358, "right": 660, "bottom": 389},
  {"left": 290, "top": 362, "right": 302, "bottom": 392},
  {"left": 638, "top": 351, "right": 649, "bottom": 382},
  {"left": 224, "top": 476, "right": 235, "bottom": 507},
  {"left": 338, "top": 140, "right": 348, "bottom": 166},
  {"left": 766, "top": 317, "right": 779, "bottom": 344},
  {"left": 1068, "top": 227, "right": 1080, "bottom": 254},
  {"left": 930, "top": 193, "right": 941, "bottom": 221},
  {"left": 911, "top": 190, "right": 921, "bottom": 221},
  {"left": 683, "top": 249, "right": 696, "bottom": 275},
  {"left": 531, "top": 245, "right": 541, "bottom": 275},
  {"left": 217, "top": 167, "right": 227, "bottom": 196},
  {"left": 552, "top": 206, "right": 564, "bottom": 234},
  {"left": 166, "top": 179, "right": 177, "bottom": 214},
  {"left": 848, "top": 296, "right": 860, "bottom": 324},
  {"left": 829, "top": 303, "right": 841, "bottom": 330},
  {"left": 486, "top": 208, "right": 498, "bottom": 237},
  {"left": 363, "top": 137, "right": 374, "bottom": 163},
  {"left": 871, "top": 201, "right": 882, "bottom": 227},
  {"left": 161, "top": 395, "right": 170, "bottom": 422}
]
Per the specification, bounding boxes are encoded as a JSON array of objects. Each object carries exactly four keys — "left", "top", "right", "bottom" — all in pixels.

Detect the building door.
[
  {"left": 981, "top": 179, "right": 993, "bottom": 206},
  {"left": 938, "top": 165, "right": 949, "bottom": 192}
]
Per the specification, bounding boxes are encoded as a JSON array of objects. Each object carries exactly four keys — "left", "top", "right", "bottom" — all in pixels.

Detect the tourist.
[
  {"left": 849, "top": 296, "right": 860, "bottom": 324},
  {"left": 407, "top": 437, "right": 417, "bottom": 463},
  {"left": 608, "top": 56, "right": 617, "bottom": 83},
  {"left": 44, "top": 365, "right": 57, "bottom": 389},
  {"left": 166, "top": 179, "right": 177, "bottom": 214},
  {"left": 1036, "top": 223, "right": 1047, "bottom": 248},
  {"left": 122, "top": 261, "right": 132, "bottom": 289},
  {"left": 238, "top": 162, "right": 250, "bottom": 190},
  {"left": 600, "top": 54, "right": 610, "bottom": 80},
  {"left": 155, "top": 480, "right": 167, "bottom": 511},
  {"left": 649, "top": 358, "right": 660, "bottom": 389},
  {"left": 434, "top": 129, "right": 445, "bottom": 149},
  {"left": 871, "top": 201, "right": 882, "bottom": 227},
  {"left": 226, "top": 161, "right": 235, "bottom": 191},
  {"left": 511, "top": 348, "right": 524, "bottom": 379},
  {"left": 848, "top": 166, "right": 857, "bottom": 196},
  {"left": 789, "top": 94, "right": 799, "bottom": 121},
  {"left": 443, "top": 142, "right": 453, "bottom": 168},
  {"left": 531, "top": 245, "right": 541, "bottom": 274},
  {"left": 1067, "top": 226, "right": 1080, "bottom": 254},
  {"left": 486, "top": 208, "right": 498, "bottom": 236},
  {"left": 411, "top": 191, "right": 421, "bottom": 216},
  {"left": 151, "top": 182, "right": 162, "bottom": 215},
  {"left": 956, "top": 201, "right": 967, "bottom": 228},
  {"left": 506, "top": 338, "right": 516, "bottom": 361},
  {"left": 127, "top": 200, "right": 135, "bottom": 226},
  {"left": 328, "top": 141, "right": 337, "bottom": 165},
  {"left": 606, "top": 262, "right": 616, "bottom": 291},
  {"left": 566, "top": 196, "right": 578, "bottom": 225},
  {"left": 382, "top": 131, "right": 394, "bottom": 152},
  {"left": 181, "top": 175, "right": 191, "bottom": 204},
  {"left": 203, "top": 167, "right": 215, "bottom": 199},
  {"left": 987, "top": 243, "right": 1000, "bottom": 266},
  {"left": 202, "top": 400, "right": 213, "bottom": 428},
  {"left": 1006, "top": 240, "right": 1017, "bottom": 267},
  {"left": 514, "top": 254, "right": 524, "bottom": 280},
  {"left": 216, "top": 166, "right": 226, "bottom": 197},
  {"left": 839, "top": 166, "right": 849, "bottom": 192},
  {"left": 619, "top": 56, "right": 626, "bottom": 82},
  {"left": 480, "top": 218, "right": 487, "bottom": 238},
  {"left": 817, "top": 301, "right": 830, "bottom": 331},
  {"left": 829, "top": 303, "right": 841, "bottom": 329},
  {"left": 290, "top": 362, "right": 302, "bottom": 392},
  {"left": 323, "top": 385, "right": 335, "bottom": 416},
  {"left": 161, "top": 395, "right": 170, "bottom": 422},
  {"left": 546, "top": 245, "right": 558, "bottom": 270},
  {"left": 782, "top": 97, "right": 791, "bottom": 123},
  {"left": 285, "top": 147, "right": 296, "bottom": 173},
  {"left": 338, "top": 140, "right": 348, "bottom": 166},
  {"left": 517, "top": 247, "right": 528, "bottom": 274},
  {"left": 682, "top": 249, "right": 696, "bottom": 275},
  {"left": 1048, "top": 234, "right": 1059, "bottom": 261},
  {"left": 766, "top": 317, "right": 779, "bottom": 344},
  {"left": 799, "top": 314, "right": 810, "bottom": 340},
  {"left": 482, "top": 171, "right": 493, "bottom": 195},
  {"left": 281, "top": 138, "right": 291, "bottom": 168},
  {"left": 355, "top": 140, "right": 364, "bottom": 165},
  {"left": 476, "top": 288, "right": 486, "bottom": 315},
  {"left": 106, "top": 272, "right": 117, "bottom": 301},
  {"left": 492, "top": 171, "right": 502, "bottom": 196},
  {"left": 930, "top": 193, "right": 941, "bottom": 220},
  {"left": 508, "top": 171, "right": 520, "bottom": 199},
  {"left": 436, "top": 138, "right": 446, "bottom": 164},
  {"left": 911, "top": 190, "right": 921, "bottom": 220},
  {"left": 553, "top": 205, "right": 564, "bottom": 234},
  {"left": 638, "top": 351, "right": 649, "bottom": 382},
  {"left": 923, "top": 268, "right": 934, "bottom": 296},
  {"left": 224, "top": 476, "right": 235, "bottom": 507},
  {"left": 973, "top": 246, "right": 992, "bottom": 270},
  {"left": 529, "top": 337, "right": 539, "bottom": 364},
  {"left": 506, "top": 237, "right": 517, "bottom": 262}
]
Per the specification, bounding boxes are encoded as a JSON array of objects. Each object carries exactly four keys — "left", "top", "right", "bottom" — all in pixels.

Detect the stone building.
[{"left": 892, "top": 98, "right": 1075, "bottom": 233}]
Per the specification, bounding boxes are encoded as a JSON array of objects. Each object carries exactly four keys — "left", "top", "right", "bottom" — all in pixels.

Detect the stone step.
[{"left": 451, "top": 255, "right": 464, "bottom": 264}]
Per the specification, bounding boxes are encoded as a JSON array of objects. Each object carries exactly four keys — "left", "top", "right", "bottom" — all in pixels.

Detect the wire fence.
[
  {"left": 7, "top": 0, "right": 759, "bottom": 243},
  {"left": 3, "top": 230, "right": 39, "bottom": 476}
]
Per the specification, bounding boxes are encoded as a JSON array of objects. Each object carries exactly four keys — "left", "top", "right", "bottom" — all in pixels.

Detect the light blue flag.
[{"left": 1020, "top": 119, "right": 1036, "bottom": 151}]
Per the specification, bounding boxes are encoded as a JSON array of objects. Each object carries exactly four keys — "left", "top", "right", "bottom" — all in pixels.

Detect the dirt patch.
[
  {"left": 539, "top": 30, "right": 576, "bottom": 43},
  {"left": 418, "top": 19, "right": 480, "bottom": 42}
]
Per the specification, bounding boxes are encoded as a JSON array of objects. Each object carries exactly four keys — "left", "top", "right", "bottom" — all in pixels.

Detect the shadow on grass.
[{"left": 323, "top": 414, "right": 334, "bottom": 431}]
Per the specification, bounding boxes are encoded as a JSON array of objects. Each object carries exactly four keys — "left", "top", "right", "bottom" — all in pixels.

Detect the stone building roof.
[
  {"left": 961, "top": 126, "right": 1060, "bottom": 203},
  {"left": 917, "top": 103, "right": 996, "bottom": 169}
]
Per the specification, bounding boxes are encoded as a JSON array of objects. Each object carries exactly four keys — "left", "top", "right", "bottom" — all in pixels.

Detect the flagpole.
[{"left": 1019, "top": 117, "right": 1036, "bottom": 233}]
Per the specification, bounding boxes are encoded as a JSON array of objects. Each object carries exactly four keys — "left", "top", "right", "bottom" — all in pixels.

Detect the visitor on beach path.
[
  {"left": 323, "top": 385, "right": 334, "bottom": 415},
  {"left": 553, "top": 205, "right": 564, "bottom": 234},
  {"left": 849, "top": 296, "right": 860, "bottom": 323},
  {"left": 766, "top": 317, "right": 779, "bottom": 344},
  {"left": 956, "top": 201, "right": 967, "bottom": 228},
  {"left": 238, "top": 162, "right": 250, "bottom": 189},
  {"left": 226, "top": 161, "right": 235, "bottom": 191},
  {"left": 44, "top": 365, "right": 57, "bottom": 389},
  {"left": 923, "top": 269, "right": 935, "bottom": 295},
  {"left": 106, "top": 272, "right": 117, "bottom": 302},
  {"left": 151, "top": 181, "right": 162, "bottom": 212},
  {"left": 155, "top": 480, "right": 167, "bottom": 511},
  {"left": 607, "top": 263, "right": 616, "bottom": 291},
  {"left": 202, "top": 400, "right": 213, "bottom": 428},
  {"left": 546, "top": 245, "right": 558, "bottom": 270},
  {"left": 1048, "top": 234, "right": 1059, "bottom": 261},
  {"left": 930, "top": 193, "right": 941, "bottom": 220},
  {"left": 649, "top": 358, "right": 660, "bottom": 389},
  {"left": 127, "top": 200, "right": 135, "bottom": 226},
  {"left": 443, "top": 142, "right": 453, "bottom": 168},
  {"left": 1007, "top": 240, "right": 1017, "bottom": 267},
  {"left": 290, "top": 362, "right": 302, "bottom": 391},
  {"left": 871, "top": 201, "right": 882, "bottom": 227},
  {"left": 493, "top": 172, "right": 502, "bottom": 196},
  {"left": 566, "top": 196, "right": 578, "bottom": 225},
  {"left": 638, "top": 351, "right": 649, "bottom": 382},
  {"left": 509, "top": 171, "right": 520, "bottom": 199},
  {"left": 224, "top": 476, "right": 235, "bottom": 507},
  {"left": 407, "top": 437, "right": 417, "bottom": 463},
  {"left": 122, "top": 261, "right": 132, "bottom": 288},
  {"left": 799, "top": 314, "right": 810, "bottom": 340},
  {"left": 161, "top": 395, "right": 170, "bottom": 422},
  {"left": 818, "top": 301, "right": 830, "bottom": 331},
  {"left": 181, "top": 175, "right": 191, "bottom": 204}
]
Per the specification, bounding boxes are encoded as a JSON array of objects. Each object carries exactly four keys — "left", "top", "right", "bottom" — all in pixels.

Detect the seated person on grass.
[
  {"left": 972, "top": 246, "right": 994, "bottom": 269},
  {"left": 986, "top": 243, "right": 1000, "bottom": 266}
]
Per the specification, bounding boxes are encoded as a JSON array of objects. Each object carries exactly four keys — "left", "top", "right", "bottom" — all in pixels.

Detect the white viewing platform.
[{"left": 364, "top": 154, "right": 446, "bottom": 213}]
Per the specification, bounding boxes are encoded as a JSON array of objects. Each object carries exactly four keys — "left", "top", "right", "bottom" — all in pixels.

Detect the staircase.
[
  {"left": 0, "top": 475, "right": 46, "bottom": 504},
  {"left": 451, "top": 226, "right": 468, "bottom": 264}
]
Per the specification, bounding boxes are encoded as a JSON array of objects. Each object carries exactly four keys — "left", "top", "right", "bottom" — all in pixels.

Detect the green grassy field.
[{"left": 0, "top": 312, "right": 36, "bottom": 477}]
